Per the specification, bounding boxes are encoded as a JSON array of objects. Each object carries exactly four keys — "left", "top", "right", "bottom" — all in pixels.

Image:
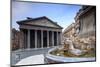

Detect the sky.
[{"left": 12, "top": 0, "right": 82, "bottom": 31}]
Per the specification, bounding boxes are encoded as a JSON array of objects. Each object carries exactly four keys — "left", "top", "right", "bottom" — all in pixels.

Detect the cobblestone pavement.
[{"left": 11, "top": 48, "right": 51, "bottom": 65}]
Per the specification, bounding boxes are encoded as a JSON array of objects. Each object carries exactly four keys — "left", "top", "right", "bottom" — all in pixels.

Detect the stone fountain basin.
[{"left": 45, "top": 47, "right": 95, "bottom": 63}]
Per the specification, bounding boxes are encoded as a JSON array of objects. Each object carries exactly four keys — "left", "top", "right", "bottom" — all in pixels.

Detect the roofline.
[
  {"left": 17, "top": 16, "right": 63, "bottom": 29},
  {"left": 74, "top": 6, "right": 94, "bottom": 20},
  {"left": 63, "top": 23, "right": 75, "bottom": 33}
]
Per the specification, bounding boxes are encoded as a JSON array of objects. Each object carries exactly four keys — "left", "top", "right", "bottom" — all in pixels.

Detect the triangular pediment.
[
  {"left": 25, "top": 19, "right": 61, "bottom": 28},
  {"left": 17, "top": 16, "right": 63, "bottom": 29}
]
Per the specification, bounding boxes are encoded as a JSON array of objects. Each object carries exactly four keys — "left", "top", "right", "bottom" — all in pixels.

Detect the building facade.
[
  {"left": 63, "top": 23, "right": 75, "bottom": 40},
  {"left": 74, "top": 6, "right": 96, "bottom": 38},
  {"left": 63, "top": 6, "right": 96, "bottom": 50},
  {"left": 12, "top": 28, "right": 20, "bottom": 50},
  {"left": 74, "top": 6, "right": 96, "bottom": 50},
  {"left": 17, "top": 16, "right": 63, "bottom": 49}
]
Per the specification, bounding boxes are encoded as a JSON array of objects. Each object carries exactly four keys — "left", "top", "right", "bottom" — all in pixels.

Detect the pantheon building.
[{"left": 17, "top": 16, "right": 63, "bottom": 49}]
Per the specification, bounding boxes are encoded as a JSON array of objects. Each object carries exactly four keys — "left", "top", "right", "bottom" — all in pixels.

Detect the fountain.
[{"left": 45, "top": 37, "right": 95, "bottom": 64}]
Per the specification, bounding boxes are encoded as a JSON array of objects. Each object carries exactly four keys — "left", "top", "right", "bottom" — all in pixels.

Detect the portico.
[{"left": 17, "top": 16, "right": 62, "bottom": 49}]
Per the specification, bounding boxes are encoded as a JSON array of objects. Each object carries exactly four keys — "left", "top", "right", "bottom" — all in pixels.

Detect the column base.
[
  {"left": 34, "top": 48, "right": 37, "bottom": 50},
  {"left": 25, "top": 48, "right": 31, "bottom": 51},
  {"left": 47, "top": 47, "right": 50, "bottom": 48}
]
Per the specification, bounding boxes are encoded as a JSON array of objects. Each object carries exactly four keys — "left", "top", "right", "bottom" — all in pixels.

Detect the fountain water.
[{"left": 45, "top": 37, "right": 95, "bottom": 63}]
